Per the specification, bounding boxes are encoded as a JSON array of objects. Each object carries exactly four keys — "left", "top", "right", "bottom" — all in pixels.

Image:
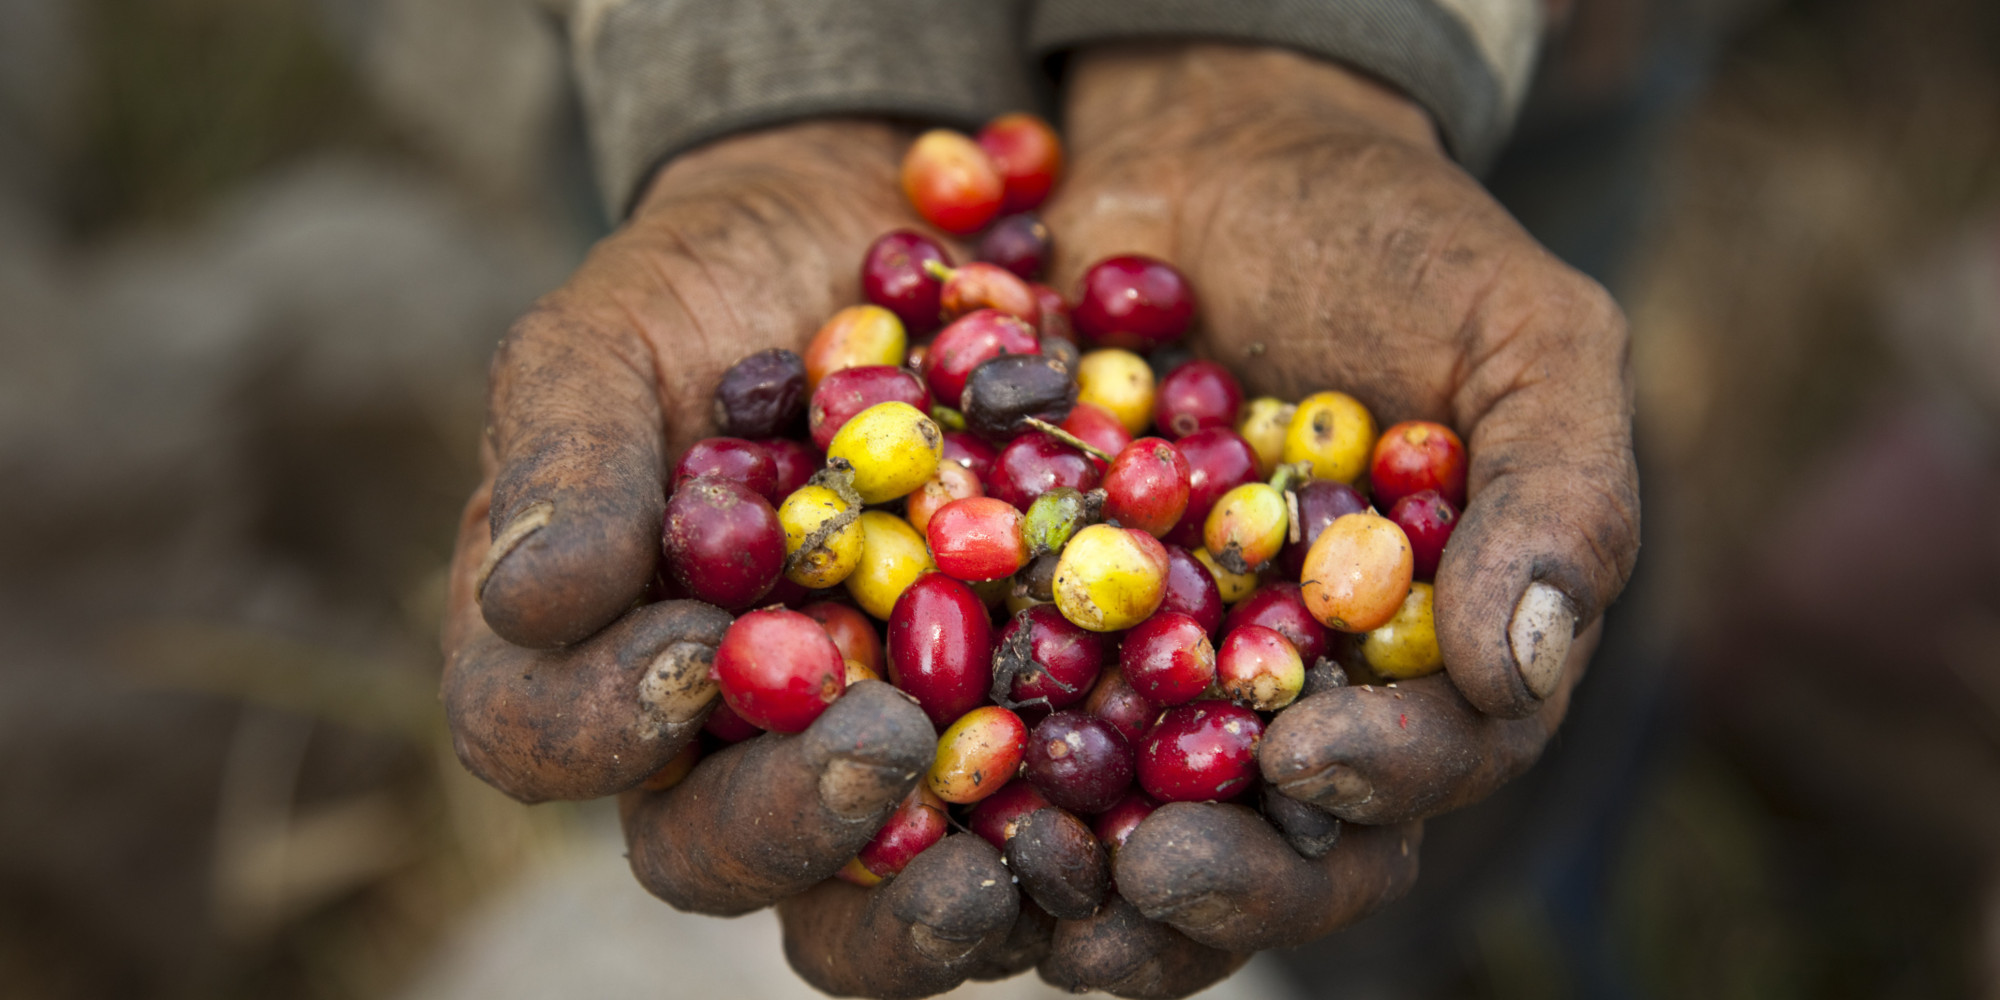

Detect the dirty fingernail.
[
  {"left": 637, "top": 640, "right": 720, "bottom": 729},
  {"left": 819, "top": 757, "right": 918, "bottom": 820},
  {"left": 1509, "top": 581, "right": 1576, "bottom": 700},
  {"left": 909, "top": 922, "right": 984, "bottom": 964},
  {"left": 475, "top": 500, "right": 554, "bottom": 599},
  {"left": 1156, "top": 892, "right": 1234, "bottom": 931},
  {"left": 1276, "top": 762, "right": 1372, "bottom": 811}
]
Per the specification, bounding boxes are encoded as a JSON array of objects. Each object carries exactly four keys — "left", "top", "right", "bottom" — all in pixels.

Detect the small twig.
[{"left": 1024, "top": 417, "right": 1112, "bottom": 463}]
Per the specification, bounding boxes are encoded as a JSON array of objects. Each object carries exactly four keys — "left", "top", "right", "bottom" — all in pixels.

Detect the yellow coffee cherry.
[
  {"left": 1238, "top": 397, "right": 1295, "bottom": 475},
  {"left": 778, "top": 484, "right": 863, "bottom": 588},
  {"left": 827, "top": 401, "right": 942, "bottom": 504},
  {"left": 1362, "top": 582, "right": 1443, "bottom": 679},
  {"left": 1202, "top": 483, "right": 1290, "bottom": 574},
  {"left": 844, "top": 511, "right": 937, "bottom": 619},
  {"left": 1052, "top": 524, "right": 1169, "bottom": 631},
  {"left": 1283, "top": 391, "right": 1377, "bottom": 483},
  {"left": 805, "top": 304, "right": 906, "bottom": 389},
  {"left": 1074, "top": 349, "right": 1156, "bottom": 434},
  {"left": 1193, "top": 547, "right": 1258, "bottom": 604}
]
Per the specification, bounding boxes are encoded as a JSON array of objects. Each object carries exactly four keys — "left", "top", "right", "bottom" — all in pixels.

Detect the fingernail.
[
  {"left": 819, "top": 757, "right": 915, "bottom": 820},
  {"left": 1277, "top": 763, "right": 1373, "bottom": 811},
  {"left": 1157, "top": 892, "right": 1234, "bottom": 931},
  {"left": 636, "top": 640, "right": 719, "bottom": 732},
  {"left": 908, "top": 922, "right": 983, "bottom": 964},
  {"left": 1509, "top": 581, "right": 1576, "bottom": 700},
  {"left": 475, "top": 500, "right": 553, "bottom": 600}
]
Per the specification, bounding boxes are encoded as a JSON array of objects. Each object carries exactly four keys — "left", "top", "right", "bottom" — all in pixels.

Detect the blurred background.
[{"left": 0, "top": 0, "right": 1995, "bottom": 997}]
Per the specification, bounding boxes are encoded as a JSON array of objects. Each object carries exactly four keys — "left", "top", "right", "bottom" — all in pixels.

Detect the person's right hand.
[{"left": 439, "top": 120, "right": 1034, "bottom": 998}]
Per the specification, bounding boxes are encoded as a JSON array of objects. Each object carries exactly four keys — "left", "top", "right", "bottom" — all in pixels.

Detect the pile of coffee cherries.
[{"left": 645, "top": 115, "right": 1469, "bottom": 896}]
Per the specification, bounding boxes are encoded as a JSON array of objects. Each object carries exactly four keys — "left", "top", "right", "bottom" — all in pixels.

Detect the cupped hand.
[
  {"left": 439, "top": 121, "right": 1028, "bottom": 997},
  {"left": 1032, "top": 43, "right": 1639, "bottom": 994}
]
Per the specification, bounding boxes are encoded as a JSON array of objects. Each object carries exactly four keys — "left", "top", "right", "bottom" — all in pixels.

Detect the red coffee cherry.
[
  {"left": 1215, "top": 624, "right": 1305, "bottom": 711},
  {"left": 1153, "top": 360, "right": 1243, "bottom": 439},
  {"left": 941, "top": 429, "right": 1000, "bottom": 482},
  {"left": 927, "top": 496, "right": 1029, "bottom": 582},
  {"left": 758, "top": 437, "right": 821, "bottom": 498},
  {"left": 1073, "top": 255, "right": 1196, "bottom": 351},
  {"left": 976, "top": 112, "right": 1063, "bottom": 213},
  {"left": 984, "top": 433, "right": 1100, "bottom": 511},
  {"left": 993, "top": 605, "right": 1107, "bottom": 711},
  {"left": 1031, "top": 282, "right": 1074, "bottom": 345},
  {"left": 840, "top": 785, "right": 950, "bottom": 886},
  {"left": 1119, "top": 612, "right": 1217, "bottom": 706},
  {"left": 1059, "top": 402, "right": 1132, "bottom": 472},
  {"left": 1221, "top": 583, "right": 1333, "bottom": 665},
  {"left": 1387, "top": 489, "right": 1458, "bottom": 582},
  {"left": 967, "top": 778, "right": 1053, "bottom": 850},
  {"left": 1163, "top": 427, "right": 1260, "bottom": 548},
  {"left": 661, "top": 476, "right": 784, "bottom": 611},
  {"left": 702, "top": 698, "right": 761, "bottom": 744},
  {"left": 922, "top": 309, "right": 1039, "bottom": 409},
  {"left": 1137, "top": 703, "right": 1264, "bottom": 803},
  {"left": 861, "top": 230, "right": 951, "bottom": 334},
  {"left": 672, "top": 437, "right": 778, "bottom": 504},
  {"left": 1102, "top": 437, "right": 1191, "bottom": 538},
  {"left": 886, "top": 574, "right": 995, "bottom": 729},
  {"left": 714, "top": 608, "right": 846, "bottom": 734},
  {"left": 1158, "top": 544, "right": 1225, "bottom": 635},
  {"left": 809, "top": 365, "right": 931, "bottom": 452},
  {"left": 1092, "top": 792, "right": 1158, "bottom": 854},
  {"left": 1369, "top": 420, "right": 1468, "bottom": 510}
]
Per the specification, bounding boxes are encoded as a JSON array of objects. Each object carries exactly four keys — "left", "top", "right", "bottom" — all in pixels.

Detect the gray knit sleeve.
[
  {"left": 1028, "top": 0, "right": 1544, "bottom": 170},
  {"left": 562, "top": 0, "right": 1037, "bottom": 219}
]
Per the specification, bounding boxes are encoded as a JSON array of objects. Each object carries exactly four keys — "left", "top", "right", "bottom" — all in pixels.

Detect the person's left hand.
[{"left": 1026, "top": 42, "right": 1639, "bottom": 995}]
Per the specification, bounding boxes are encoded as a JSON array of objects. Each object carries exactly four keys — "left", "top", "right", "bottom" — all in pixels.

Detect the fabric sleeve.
[
  {"left": 556, "top": 0, "right": 1037, "bottom": 219},
  {"left": 1027, "top": 0, "right": 1545, "bottom": 171}
]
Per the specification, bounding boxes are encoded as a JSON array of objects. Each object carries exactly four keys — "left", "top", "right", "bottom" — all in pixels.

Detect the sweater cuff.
[
  {"left": 1029, "top": 0, "right": 1543, "bottom": 170},
  {"left": 569, "top": 0, "right": 1037, "bottom": 219}
]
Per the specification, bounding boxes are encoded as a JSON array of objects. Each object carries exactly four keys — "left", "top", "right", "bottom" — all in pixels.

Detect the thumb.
[{"left": 1437, "top": 261, "right": 1639, "bottom": 718}]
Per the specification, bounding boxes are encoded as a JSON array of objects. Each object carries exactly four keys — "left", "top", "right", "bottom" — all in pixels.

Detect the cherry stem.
[
  {"left": 923, "top": 259, "right": 958, "bottom": 282},
  {"left": 1024, "top": 417, "right": 1113, "bottom": 463}
]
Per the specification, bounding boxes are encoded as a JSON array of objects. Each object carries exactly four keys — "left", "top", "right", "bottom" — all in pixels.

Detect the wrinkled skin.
[{"left": 438, "top": 43, "right": 1639, "bottom": 1000}]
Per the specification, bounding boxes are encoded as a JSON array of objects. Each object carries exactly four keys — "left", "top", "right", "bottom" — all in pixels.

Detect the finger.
[
  {"left": 778, "top": 834, "right": 1020, "bottom": 999},
  {"left": 478, "top": 303, "right": 668, "bottom": 648},
  {"left": 620, "top": 680, "right": 935, "bottom": 916},
  {"left": 1005, "top": 808, "right": 1110, "bottom": 920},
  {"left": 442, "top": 482, "right": 732, "bottom": 802},
  {"left": 1439, "top": 266, "right": 1639, "bottom": 717},
  {"left": 1260, "top": 620, "right": 1599, "bottom": 824},
  {"left": 1112, "top": 802, "right": 1422, "bottom": 952},
  {"left": 1038, "top": 894, "right": 1247, "bottom": 999}
]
